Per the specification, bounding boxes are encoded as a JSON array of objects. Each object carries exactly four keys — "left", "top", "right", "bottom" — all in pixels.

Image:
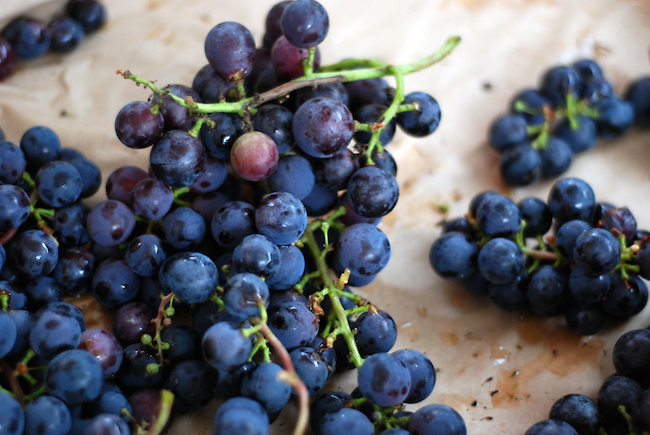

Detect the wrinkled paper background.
[{"left": 1, "top": 0, "right": 650, "bottom": 434}]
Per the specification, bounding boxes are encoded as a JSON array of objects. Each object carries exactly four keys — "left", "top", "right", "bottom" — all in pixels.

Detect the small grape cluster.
[
  {"left": 488, "top": 59, "right": 637, "bottom": 186},
  {"left": 0, "top": 1, "right": 465, "bottom": 435},
  {"left": 430, "top": 177, "right": 649, "bottom": 336},
  {"left": 521, "top": 326, "right": 650, "bottom": 435},
  {"left": 0, "top": 0, "right": 107, "bottom": 81}
]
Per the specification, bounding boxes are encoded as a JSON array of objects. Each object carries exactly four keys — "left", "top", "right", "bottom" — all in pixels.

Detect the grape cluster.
[
  {"left": 0, "top": 0, "right": 107, "bottom": 82},
  {"left": 521, "top": 326, "right": 650, "bottom": 435},
  {"left": 0, "top": 1, "right": 464, "bottom": 434},
  {"left": 488, "top": 59, "right": 636, "bottom": 186},
  {"left": 430, "top": 177, "right": 649, "bottom": 336}
]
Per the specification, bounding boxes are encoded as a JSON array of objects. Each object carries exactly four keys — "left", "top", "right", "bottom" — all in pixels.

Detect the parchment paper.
[{"left": 1, "top": 1, "right": 650, "bottom": 434}]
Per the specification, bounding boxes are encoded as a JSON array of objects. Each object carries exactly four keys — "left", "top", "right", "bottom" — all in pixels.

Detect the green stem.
[
  {"left": 172, "top": 186, "right": 192, "bottom": 207},
  {"left": 303, "top": 225, "right": 364, "bottom": 368},
  {"left": 1, "top": 294, "right": 8, "bottom": 312},
  {"left": 319, "top": 58, "right": 388, "bottom": 72},
  {"left": 146, "top": 390, "right": 175, "bottom": 435},
  {"left": 302, "top": 47, "right": 317, "bottom": 78}
]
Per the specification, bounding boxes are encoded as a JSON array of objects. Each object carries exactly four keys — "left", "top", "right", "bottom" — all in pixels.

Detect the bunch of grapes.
[
  {"left": 0, "top": 0, "right": 107, "bottom": 82},
  {"left": 0, "top": 1, "right": 466, "bottom": 434},
  {"left": 488, "top": 59, "right": 636, "bottom": 186},
  {"left": 430, "top": 177, "right": 649, "bottom": 336},
  {"left": 521, "top": 326, "right": 650, "bottom": 435}
]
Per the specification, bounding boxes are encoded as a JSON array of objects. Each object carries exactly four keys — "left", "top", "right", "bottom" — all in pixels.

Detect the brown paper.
[{"left": 1, "top": 0, "right": 650, "bottom": 434}]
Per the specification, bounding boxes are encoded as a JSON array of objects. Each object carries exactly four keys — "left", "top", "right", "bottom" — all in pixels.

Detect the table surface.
[{"left": 1, "top": 1, "right": 650, "bottom": 434}]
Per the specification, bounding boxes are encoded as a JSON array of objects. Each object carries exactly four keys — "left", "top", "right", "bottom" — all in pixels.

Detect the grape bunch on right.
[
  {"left": 489, "top": 59, "right": 638, "bottom": 186},
  {"left": 430, "top": 177, "right": 649, "bottom": 336},
  {"left": 522, "top": 326, "right": 650, "bottom": 435}
]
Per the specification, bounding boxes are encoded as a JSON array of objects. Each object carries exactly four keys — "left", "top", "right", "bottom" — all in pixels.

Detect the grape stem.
[
  {"left": 145, "top": 389, "right": 175, "bottom": 435},
  {"left": 0, "top": 359, "right": 24, "bottom": 406},
  {"left": 118, "top": 35, "right": 460, "bottom": 117},
  {"left": 152, "top": 292, "right": 175, "bottom": 365},
  {"left": 0, "top": 227, "right": 18, "bottom": 245}
]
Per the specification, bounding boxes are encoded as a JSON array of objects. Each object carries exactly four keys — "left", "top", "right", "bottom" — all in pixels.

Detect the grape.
[
  {"left": 160, "top": 325, "right": 200, "bottom": 364},
  {"left": 48, "top": 16, "right": 85, "bottom": 53},
  {"left": 594, "top": 95, "right": 634, "bottom": 139},
  {"left": 204, "top": 22, "right": 256, "bottom": 81},
  {"left": 150, "top": 130, "right": 206, "bottom": 188},
  {"left": 255, "top": 191, "right": 308, "bottom": 245},
  {"left": 540, "top": 66, "right": 582, "bottom": 107},
  {"left": 346, "top": 166, "right": 399, "bottom": 219},
  {"left": 598, "top": 374, "right": 643, "bottom": 430},
  {"left": 5, "top": 310, "right": 36, "bottom": 360},
  {"left": 78, "top": 329, "right": 123, "bottom": 378},
  {"left": 2, "top": 17, "right": 51, "bottom": 61},
  {"left": 192, "top": 64, "right": 237, "bottom": 103},
  {"left": 319, "top": 408, "right": 374, "bottom": 435},
  {"left": 200, "top": 112, "right": 245, "bottom": 159},
  {"left": 0, "top": 37, "right": 18, "bottom": 81},
  {"left": 37, "top": 301, "right": 87, "bottom": 332},
  {"left": 202, "top": 321, "right": 253, "bottom": 371},
  {"left": 601, "top": 273, "right": 648, "bottom": 317},
  {"left": 91, "top": 258, "right": 141, "bottom": 308},
  {"left": 87, "top": 200, "right": 136, "bottom": 246},
  {"left": 538, "top": 137, "right": 573, "bottom": 179},
  {"left": 488, "top": 114, "right": 528, "bottom": 151},
  {"left": 165, "top": 360, "right": 215, "bottom": 412},
  {"left": 565, "top": 302, "right": 606, "bottom": 336},
  {"left": 478, "top": 238, "right": 524, "bottom": 285},
  {"left": 612, "top": 328, "right": 650, "bottom": 388},
  {"left": 212, "top": 397, "right": 269, "bottom": 435},
  {"left": 524, "top": 420, "right": 578, "bottom": 435},
  {"left": 312, "top": 148, "right": 358, "bottom": 191},
  {"left": 10, "top": 229, "right": 59, "bottom": 279},
  {"left": 265, "top": 244, "right": 306, "bottom": 291},
  {"left": 153, "top": 84, "right": 201, "bottom": 131},
  {"left": 223, "top": 272, "right": 270, "bottom": 320},
  {"left": 554, "top": 116, "right": 597, "bottom": 153},
  {"left": 112, "top": 301, "right": 156, "bottom": 345},
  {"left": 555, "top": 220, "right": 592, "bottom": 264},
  {"left": 547, "top": 178, "right": 596, "bottom": 226},
  {"left": 345, "top": 77, "right": 393, "bottom": 113},
  {"left": 271, "top": 35, "right": 321, "bottom": 80},
  {"left": 549, "top": 394, "right": 601, "bottom": 435},
  {"left": 281, "top": 0, "right": 329, "bottom": 48},
  {"left": 396, "top": 91, "right": 442, "bottom": 137},
  {"left": 0, "top": 391, "right": 25, "bottom": 435},
  {"left": 408, "top": 404, "right": 467, "bottom": 435},
  {"left": 130, "top": 178, "right": 173, "bottom": 221},
  {"left": 0, "top": 184, "right": 31, "bottom": 230},
  {"left": 353, "top": 310, "right": 397, "bottom": 356},
  {"left": 252, "top": 104, "right": 296, "bottom": 154},
  {"left": 293, "top": 97, "right": 354, "bottom": 158},
  {"left": 35, "top": 160, "right": 83, "bottom": 207},
  {"left": 115, "top": 101, "right": 165, "bottom": 149},
  {"left": 116, "top": 343, "right": 163, "bottom": 390},
  {"left": 86, "top": 414, "right": 130, "bottom": 435},
  {"left": 499, "top": 143, "right": 541, "bottom": 187},
  {"left": 69, "top": 158, "right": 102, "bottom": 198},
  {"left": 241, "top": 362, "right": 291, "bottom": 413},
  {"left": 45, "top": 349, "right": 105, "bottom": 405},
  {"left": 232, "top": 234, "right": 281, "bottom": 280},
  {"left": 526, "top": 265, "right": 567, "bottom": 309},
  {"left": 568, "top": 267, "right": 609, "bottom": 304},
  {"left": 393, "top": 349, "right": 436, "bottom": 403},
  {"left": 572, "top": 228, "right": 621, "bottom": 275},
  {"left": 24, "top": 395, "right": 71, "bottom": 435},
  {"left": 51, "top": 246, "right": 95, "bottom": 296},
  {"left": 336, "top": 223, "right": 391, "bottom": 277},
  {"left": 105, "top": 166, "right": 148, "bottom": 206},
  {"left": 125, "top": 234, "right": 166, "bottom": 276},
  {"left": 0, "top": 140, "right": 26, "bottom": 184},
  {"left": 290, "top": 346, "right": 328, "bottom": 395},
  {"left": 161, "top": 207, "right": 206, "bottom": 249},
  {"left": 0, "top": 311, "right": 17, "bottom": 359},
  {"left": 30, "top": 309, "right": 82, "bottom": 360},
  {"left": 625, "top": 76, "right": 650, "bottom": 127},
  {"left": 158, "top": 252, "right": 218, "bottom": 304},
  {"left": 66, "top": 0, "right": 107, "bottom": 33},
  {"left": 267, "top": 154, "right": 315, "bottom": 200},
  {"left": 20, "top": 125, "right": 61, "bottom": 168},
  {"left": 190, "top": 155, "right": 228, "bottom": 193},
  {"left": 267, "top": 299, "right": 319, "bottom": 350},
  {"left": 294, "top": 83, "right": 349, "bottom": 111},
  {"left": 518, "top": 197, "right": 552, "bottom": 238},
  {"left": 230, "top": 131, "right": 279, "bottom": 181},
  {"left": 210, "top": 200, "right": 257, "bottom": 249},
  {"left": 301, "top": 182, "right": 338, "bottom": 217},
  {"left": 357, "top": 352, "right": 411, "bottom": 407}
]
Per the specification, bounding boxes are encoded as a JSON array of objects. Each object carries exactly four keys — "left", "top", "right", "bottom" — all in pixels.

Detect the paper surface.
[{"left": 1, "top": 0, "right": 650, "bottom": 434}]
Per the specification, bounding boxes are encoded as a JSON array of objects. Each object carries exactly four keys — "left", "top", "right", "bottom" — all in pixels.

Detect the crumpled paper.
[{"left": 1, "top": 0, "right": 650, "bottom": 434}]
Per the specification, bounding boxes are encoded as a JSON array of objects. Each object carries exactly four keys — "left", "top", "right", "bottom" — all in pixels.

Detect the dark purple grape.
[
  {"left": 24, "top": 395, "right": 71, "bottom": 435},
  {"left": 35, "top": 160, "right": 83, "bottom": 207},
  {"left": 267, "top": 154, "right": 315, "bottom": 200},
  {"left": 554, "top": 116, "right": 597, "bottom": 154},
  {"left": 347, "top": 166, "right": 399, "bottom": 219},
  {"left": 408, "top": 404, "right": 467, "bottom": 435},
  {"left": 549, "top": 394, "right": 601, "bottom": 435},
  {"left": 190, "top": 155, "right": 228, "bottom": 193},
  {"left": 223, "top": 272, "right": 270, "bottom": 320},
  {"left": 393, "top": 349, "right": 436, "bottom": 403},
  {"left": 353, "top": 310, "right": 397, "bottom": 356},
  {"left": 294, "top": 83, "right": 349, "bottom": 111},
  {"left": 149, "top": 130, "right": 205, "bottom": 188},
  {"left": 336, "top": 223, "right": 390, "bottom": 277},
  {"left": 357, "top": 352, "right": 411, "bottom": 407},
  {"left": 263, "top": 1, "right": 292, "bottom": 48},
  {"left": 116, "top": 343, "right": 163, "bottom": 390},
  {"left": 538, "top": 137, "right": 573, "bottom": 179},
  {"left": 289, "top": 346, "right": 328, "bottom": 395},
  {"left": 267, "top": 299, "right": 319, "bottom": 350},
  {"left": 204, "top": 21, "right": 256, "bottom": 81},
  {"left": 488, "top": 114, "right": 528, "bottom": 151},
  {"left": 594, "top": 95, "right": 634, "bottom": 139},
  {"left": 165, "top": 360, "right": 215, "bottom": 412},
  {"left": 271, "top": 35, "right": 321, "bottom": 79},
  {"left": 540, "top": 65, "right": 582, "bottom": 108},
  {"left": 255, "top": 191, "right": 307, "bottom": 245},
  {"left": 105, "top": 166, "right": 148, "bottom": 206},
  {"left": 397, "top": 91, "right": 441, "bottom": 137},
  {"left": 86, "top": 200, "right": 135, "bottom": 246},
  {"left": 241, "top": 362, "right": 291, "bottom": 413},
  {"left": 524, "top": 420, "right": 577, "bottom": 435},
  {"left": 526, "top": 265, "right": 567, "bottom": 309},
  {"left": 69, "top": 158, "right": 101, "bottom": 199},
  {"left": 112, "top": 301, "right": 156, "bottom": 345},
  {"left": 126, "top": 234, "right": 166, "bottom": 276},
  {"left": 547, "top": 178, "right": 596, "bottom": 226},
  {"left": 301, "top": 182, "right": 338, "bottom": 217},
  {"left": 499, "top": 143, "right": 541, "bottom": 187},
  {"left": 565, "top": 302, "right": 606, "bottom": 336},
  {"left": 0, "top": 184, "right": 31, "bottom": 230},
  {"left": 45, "top": 349, "right": 105, "bottom": 405},
  {"left": 48, "top": 16, "right": 84, "bottom": 53},
  {"left": 0, "top": 140, "right": 26, "bottom": 184},
  {"left": 572, "top": 228, "right": 620, "bottom": 275},
  {"left": 161, "top": 207, "right": 206, "bottom": 249},
  {"left": 210, "top": 200, "right": 257, "bottom": 249},
  {"left": 192, "top": 64, "right": 238, "bottom": 103},
  {"left": 625, "top": 76, "right": 650, "bottom": 127},
  {"left": 130, "top": 178, "right": 173, "bottom": 221},
  {"left": 5, "top": 310, "right": 37, "bottom": 360},
  {"left": 158, "top": 252, "right": 218, "bottom": 304},
  {"left": 10, "top": 229, "right": 59, "bottom": 279},
  {"left": 161, "top": 325, "right": 200, "bottom": 364},
  {"left": 319, "top": 408, "right": 374, "bottom": 435},
  {"left": 232, "top": 234, "right": 281, "bottom": 280},
  {"left": 115, "top": 101, "right": 165, "bottom": 149},
  {"left": 66, "top": 0, "right": 107, "bottom": 33},
  {"left": 2, "top": 17, "right": 51, "bottom": 61},
  {"left": 20, "top": 125, "right": 61, "bottom": 168},
  {"left": 612, "top": 328, "right": 650, "bottom": 388},
  {"left": 37, "top": 301, "right": 87, "bottom": 332},
  {"left": 478, "top": 238, "right": 524, "bottom": 285},
  {"left": 200, "top": 112, "right": 245, "bottom": 159},
  {"left": 91, "top": 258, "right": 140, "bottom": 308},
  {"left": 281, "top": 0, "right": 329, "bottom": 48},
  {"left": 252, "top": 104, "right": 296, "bottom": 154},
  {"left": 344, "top": 78, "right": 393, "bottom": 114},
  {"left": 293, "top": 97, "right": 354, "bottom": 158},
  {"left": 78, "top": 328, "right": 123, "bottom": 378},
  {"left": 0, "top": 37, "right": 18, "bottom": 81},
  {"left": 202, "top": 320, "right": 253, "bottom": 371},
  {"left": 0, "top": 311, "right": 17, "bottom": 359},
  {"left": 265, "top": 244, "right": 305, "bottom": 291},
  {"left": 51, "top": 246, "right": 95, "bottom": 296},
  {"left": 213, "top": 397, "right": 269, "bottom": 435},
  {"left": 85, "top": 414, "right": 130, "bottom": 435}
]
